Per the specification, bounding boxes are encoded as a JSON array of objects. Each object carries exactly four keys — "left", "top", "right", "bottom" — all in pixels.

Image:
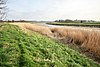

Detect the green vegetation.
[
  {"left": 0, "top": 24, "right": 100, "bottom": 67},
  {"left": 47, "top": 22, "right": 100, "bottom": 27}
]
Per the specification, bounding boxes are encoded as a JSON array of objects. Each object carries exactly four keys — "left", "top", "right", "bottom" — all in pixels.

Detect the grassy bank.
[
  {"left": 47, "top": 22, "right": 100, "bottom": 27},
  {"left": 0, "top": 24, "right": 100, "bottom": 67}
]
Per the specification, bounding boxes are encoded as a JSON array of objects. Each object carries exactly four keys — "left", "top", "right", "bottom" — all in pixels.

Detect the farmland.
[{"left": 0, "top": 23, "right": 100, "bottom": 67}]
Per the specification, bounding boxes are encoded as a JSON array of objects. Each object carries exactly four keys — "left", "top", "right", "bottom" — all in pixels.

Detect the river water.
[
  {"left": 33, "top": 22, "right": 66, "bottom": 27},
  {"left": 33, "top": 22, "right": 100, "bottom": 31}
]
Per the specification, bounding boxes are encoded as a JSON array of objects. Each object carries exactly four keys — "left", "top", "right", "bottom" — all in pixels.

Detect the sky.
[{"left": 7, "top": 0, "right": 100, "bottom": 21}]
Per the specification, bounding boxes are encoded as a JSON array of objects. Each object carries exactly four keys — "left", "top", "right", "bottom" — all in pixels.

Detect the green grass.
[
  {"left": 47, "top": 22, "right": 100, "bottom": 27},
  {"left": 0, "top": 24, "right": 100, "bottom": 67}
]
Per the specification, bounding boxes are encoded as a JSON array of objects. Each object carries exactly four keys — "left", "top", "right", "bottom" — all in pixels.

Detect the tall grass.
[
  {"left": 50, "top": 27, "right": 100, "bottom": 57},
  {"left": 10, "top": 23, "right": 53, "bottom": 36}
]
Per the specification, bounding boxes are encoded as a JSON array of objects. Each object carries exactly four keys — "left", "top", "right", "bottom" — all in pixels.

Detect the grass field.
[
  {"left": 47, "top": 22, "right": 100, "bottom": 27},
  {"left": 0, "top": 24, "right": 100, "bottom": 67}
]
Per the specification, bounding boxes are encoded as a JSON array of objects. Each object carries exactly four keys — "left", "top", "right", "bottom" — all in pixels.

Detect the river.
[{"left": 32, "top": 22, "right": 100, "bottom": 31}]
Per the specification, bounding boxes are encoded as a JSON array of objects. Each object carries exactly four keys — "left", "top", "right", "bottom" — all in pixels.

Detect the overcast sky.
[{"left": 7, "top": 0, "right": 100, "bottom": 21}]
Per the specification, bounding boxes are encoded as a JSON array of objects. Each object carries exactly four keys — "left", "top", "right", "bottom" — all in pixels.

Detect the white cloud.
[{"left": 7, "top": 0, "right": 100, "bottom": 21}]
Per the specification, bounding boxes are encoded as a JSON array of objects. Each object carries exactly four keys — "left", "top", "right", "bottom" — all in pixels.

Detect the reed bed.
[{"left": 50, "top": 27, "right": 100, "bottom": 57}]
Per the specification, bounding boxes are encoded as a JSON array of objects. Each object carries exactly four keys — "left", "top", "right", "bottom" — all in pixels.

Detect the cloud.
[{"left": 7, "top": 0, "right": 100, "bottom": 21}]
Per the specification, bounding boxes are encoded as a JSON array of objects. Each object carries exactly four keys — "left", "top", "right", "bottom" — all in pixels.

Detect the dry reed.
[
  {"left": 10, "top": 23, "right": 53, "bottom": 36},
  {"left": 50, "top": 27, "right": 100, "bottom": 56}
]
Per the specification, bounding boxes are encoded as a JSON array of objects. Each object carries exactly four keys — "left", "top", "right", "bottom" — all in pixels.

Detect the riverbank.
[
  {"left": 1, "top": 24, "right": 100, "bottom": 66},
  {"left": 47, "top": 22, "right": 100, "bottom": 28},
  {"left": 9, "top": 22, "right": 100, "bottom": 63}
]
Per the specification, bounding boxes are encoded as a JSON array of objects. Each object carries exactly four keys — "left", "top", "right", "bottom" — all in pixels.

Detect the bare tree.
[{"left": 0, "top": 0, "right": 8, "bottom": 21}]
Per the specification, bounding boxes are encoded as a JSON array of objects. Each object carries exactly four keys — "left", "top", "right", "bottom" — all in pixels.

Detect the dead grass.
[
  {"left": 10, "top": 23, "right": 53, "bottom": 36},
  {"left": 50, "top": 27, "right": 100, "bottom": 57}
]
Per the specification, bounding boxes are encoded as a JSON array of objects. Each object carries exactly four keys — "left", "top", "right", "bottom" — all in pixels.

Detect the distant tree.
[
  {"left": 0, "top": 0, "right": 8, "bottom": 21},
  {"left": 65, "top": 19, "right": 73, "bottom": 22},
  {"left": 55, "top": 20, "right": 59, "bottom": 22},
  {"left": 80, "top": 20, "right": 86, "bottom": 23},
  {"left": 55, "top": 20, "right": 64, "bottom": 22},
  {"left": 80, "top": 20, "right": 83, "bottom": 23}
]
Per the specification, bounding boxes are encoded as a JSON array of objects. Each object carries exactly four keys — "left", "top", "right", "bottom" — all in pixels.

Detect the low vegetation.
[{"left": 0, "top": 24, "right": 100, "bottom": 67}]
